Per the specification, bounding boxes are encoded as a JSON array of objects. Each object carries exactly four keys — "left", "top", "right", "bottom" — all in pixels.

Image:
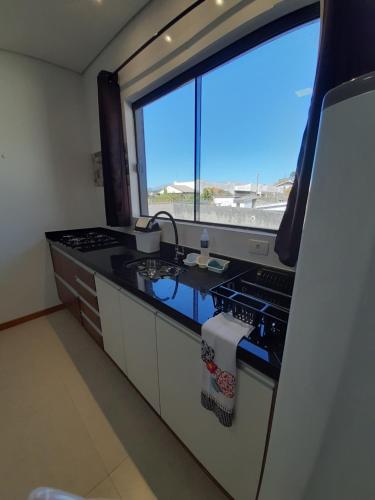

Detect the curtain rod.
[{"left": 113, "top": 0, "right": 207, "bottom": 75}]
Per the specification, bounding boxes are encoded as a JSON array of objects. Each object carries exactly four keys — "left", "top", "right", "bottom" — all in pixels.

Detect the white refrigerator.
[{"left": 260, "top": 72, "right": 375, "bottom": 500}]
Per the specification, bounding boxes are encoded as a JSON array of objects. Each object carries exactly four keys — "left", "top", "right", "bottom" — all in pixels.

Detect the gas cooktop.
[{"left": 56, "top": 230, "right": 122, "bottom": 252}]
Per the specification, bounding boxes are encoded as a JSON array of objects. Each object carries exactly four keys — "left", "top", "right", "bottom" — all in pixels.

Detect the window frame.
[{"left": 133, "top": 2, "right": 320, "bottom": 233}]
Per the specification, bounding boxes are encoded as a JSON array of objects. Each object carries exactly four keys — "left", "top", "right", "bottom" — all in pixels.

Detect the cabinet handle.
[
  {"left": 79, "top": 295, "right": 100, "bottom": 317},
  {"left": 81, "top": 311, "right": 102, "bottom": 335},
  {"left": 75, "top": 276, "right": 97, "bottom": 296},
  {"left": 55, "top": 273, "right": 78, "bottom": 297}
]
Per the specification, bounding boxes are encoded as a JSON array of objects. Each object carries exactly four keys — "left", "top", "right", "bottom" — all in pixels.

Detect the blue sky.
[{"left": 143, "top": 19, "right": 320, "bottom": 189}]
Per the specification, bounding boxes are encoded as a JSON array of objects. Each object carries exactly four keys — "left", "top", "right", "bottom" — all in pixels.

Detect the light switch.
[{"left": 248, "top": 239, "right": 269, "bottom": 256}]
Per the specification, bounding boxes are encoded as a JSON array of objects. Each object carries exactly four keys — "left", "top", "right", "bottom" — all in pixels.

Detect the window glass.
[
  {"left": 136, "top": 19, "right": 320, "bottom": 230},
  {"left": 141, "top": 81, "right": 195, "bottom": 220},
  {"left": 199, "top": 20, "right": 320, "bottom": 229}
]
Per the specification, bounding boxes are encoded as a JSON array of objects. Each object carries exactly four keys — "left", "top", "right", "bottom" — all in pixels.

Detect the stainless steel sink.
[{"left": 125, "top": 258, "right": 183, "bottom": 280}]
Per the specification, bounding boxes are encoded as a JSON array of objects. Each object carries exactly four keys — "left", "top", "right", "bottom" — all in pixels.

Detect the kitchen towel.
[{"left": 201, "top": 312, "right": 254, "bottom": 427}]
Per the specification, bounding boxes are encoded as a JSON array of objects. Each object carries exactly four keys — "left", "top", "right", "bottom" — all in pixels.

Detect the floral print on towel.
[
  {"left": 216, "top": 371, "right": 236, "bottom": 398},
  {"left": 201, "top": 340, "right": 236, "bottom": 398}
]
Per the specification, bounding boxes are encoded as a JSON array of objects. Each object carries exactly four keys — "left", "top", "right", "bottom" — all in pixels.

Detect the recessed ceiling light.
[
  {"left": 94, "top": 0, "right": 103, "bottom": 4},
  {"left": 164, "top": 34, "right": 172, "bottom": 43},
  {"left": 215, "top": 0, "right": 224, "bottom": 5}
]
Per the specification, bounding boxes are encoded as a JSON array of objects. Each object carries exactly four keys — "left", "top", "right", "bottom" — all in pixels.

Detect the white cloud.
[{"left": 295, "top": 87, "right": 313, "bottom": 97}]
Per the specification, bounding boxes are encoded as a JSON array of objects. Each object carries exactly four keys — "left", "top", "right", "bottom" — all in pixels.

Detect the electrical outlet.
[{"left": 248, "top": 239, "right": 269, "bottom": 256}]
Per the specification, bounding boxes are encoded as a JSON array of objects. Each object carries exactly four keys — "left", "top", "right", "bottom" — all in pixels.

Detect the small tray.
[
  {"left": 183, "top": 252, "right": 200, "bottom": 267},
  {"left": 207, "top": 257, "right": 230, "bottom": 274}
]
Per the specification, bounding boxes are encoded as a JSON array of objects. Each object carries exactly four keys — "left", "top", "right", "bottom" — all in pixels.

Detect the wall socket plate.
[{"left": 248, "top": 239, "right": 269, "bottom": 256}]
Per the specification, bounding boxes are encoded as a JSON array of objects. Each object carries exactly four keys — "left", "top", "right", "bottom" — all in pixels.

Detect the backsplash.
[{"left": 109, "top": 219, "right": 293, "bottom": 271}]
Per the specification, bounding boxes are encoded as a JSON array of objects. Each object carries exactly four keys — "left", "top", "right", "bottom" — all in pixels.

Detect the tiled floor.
[{"left": 0, "top": 310, "right": 228, "bottom": 500}]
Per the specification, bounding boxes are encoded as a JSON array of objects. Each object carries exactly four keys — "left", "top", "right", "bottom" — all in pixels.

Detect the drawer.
[
  {"left": 51, "top": 246, "right": 96, "bottom": 293},
  {"left": 55, "top": 278, "right": 81, "bottom": 323},
  {"left": 80, "top": 301, "right": 101, "bottom": 330},
  {"left": 75, "top": 265, "right": 96, "bottom": 291},
  {"left": 51, "top": 247, "right": 78, "bottom": 289},
  {"left": 82, "top": 314, "right": 103, "bottom": 348},
  {"left": 75, "top": 279, "right": 99, "bottom": 312}
]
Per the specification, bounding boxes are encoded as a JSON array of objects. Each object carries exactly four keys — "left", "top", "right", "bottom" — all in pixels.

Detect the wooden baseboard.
[{"left": 0, "top": 304, "right": 66, "bottom": 332}]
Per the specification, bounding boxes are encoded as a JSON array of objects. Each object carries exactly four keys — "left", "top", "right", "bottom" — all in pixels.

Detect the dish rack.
[{"left": 210, "top": 266, "right": 294, "bottom": 344}]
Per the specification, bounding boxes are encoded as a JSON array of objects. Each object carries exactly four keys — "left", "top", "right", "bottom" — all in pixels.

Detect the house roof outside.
[
  {"left": 154, "top": 180, "right": 236, "bottom": 195},
  {"left": 158, "top": 183, "right": 194, "bottom": 194},
  {"left": 173, "top": 184, "right": 194, "bottom": 193},
  {"left": 275, "top": 178, "right": 294, "bottom": 188},
  {"left": 152, "top": 178, "right": 294, "bottom": 196}
]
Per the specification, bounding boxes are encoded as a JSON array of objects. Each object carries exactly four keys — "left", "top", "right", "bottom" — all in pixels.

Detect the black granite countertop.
[{"left": 46, "top": 228, "right": 281, "bottom": 381}]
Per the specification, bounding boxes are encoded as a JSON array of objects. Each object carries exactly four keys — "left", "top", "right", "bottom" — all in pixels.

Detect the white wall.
[
  {"left": 0, "top": 50, "right": 105, "bottom": 324},
  {"left": 83, "top": 0, "right": 194, "bottom": 153},
  {"left": 82, "top": 0, "right": 315, "bottom": 270}
]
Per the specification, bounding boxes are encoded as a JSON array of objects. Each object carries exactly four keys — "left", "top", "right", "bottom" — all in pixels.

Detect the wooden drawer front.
[
  {"left": 51, "top": 247, "right": 96, "bottom": 293},
  {"left": 75, "top": 280, "right": 99, "bottom": 312},
  {"left": 75, "top": 265, "right": 96, "bottom": 291},
  {"left": 55, "top": 279, "right": 81, "bottom": 323},
  {"left": 80, "top": 301, "right": 101, "bottom": 330},
  {"left": 82, "top": 315, "right": 103, "bottom": 348},
  {"left": 51, "top": 247, "right": 79, "bottom": 289}
]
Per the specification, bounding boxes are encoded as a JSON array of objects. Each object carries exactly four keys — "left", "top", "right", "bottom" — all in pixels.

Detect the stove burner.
[{"left": 57, "top": 230, "right": 122, "bottom": 252}]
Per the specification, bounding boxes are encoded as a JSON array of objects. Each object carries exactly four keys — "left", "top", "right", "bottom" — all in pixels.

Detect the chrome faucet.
[{"left": 149, "top": 211, "right": 184, "bottom": 263}]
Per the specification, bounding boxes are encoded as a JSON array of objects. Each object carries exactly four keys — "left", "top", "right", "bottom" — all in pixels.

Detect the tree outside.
[{"left": 201, "top": 187, "right": 215, "bottom": 202}]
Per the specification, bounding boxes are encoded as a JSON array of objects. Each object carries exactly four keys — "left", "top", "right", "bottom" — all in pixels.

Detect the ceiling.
[{"left": 0, "top": 0, "right": 150, "bottom": 73}]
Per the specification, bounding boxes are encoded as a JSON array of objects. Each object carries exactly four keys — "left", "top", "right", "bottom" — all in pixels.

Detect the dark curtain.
[
  {"left": 275, "top": 0, "right": 375, "bottom": 266},
  {"left": 97, "top": 70, "right": 131, "bottom": 226}
]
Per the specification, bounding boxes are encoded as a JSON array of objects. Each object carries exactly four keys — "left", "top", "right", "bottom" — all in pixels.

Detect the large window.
[{"left": 134, "top": 12, "right": 320, "bottom": 231}]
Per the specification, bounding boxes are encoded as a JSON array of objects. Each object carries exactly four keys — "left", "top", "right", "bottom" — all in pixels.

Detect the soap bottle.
[{"left": 200, "top": 228, "right": 210, "bottom": 258}]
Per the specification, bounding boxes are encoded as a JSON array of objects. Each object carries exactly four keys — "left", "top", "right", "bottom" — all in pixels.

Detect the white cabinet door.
[
  {"left": 120, "top": 290, "right": 160, "bottom": 413},
  {"left": 156, "top": 313, "right": 274, "bottom": 500},
  {"left": 95, "top": 275, "right": 127, "bottom": 374}
]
